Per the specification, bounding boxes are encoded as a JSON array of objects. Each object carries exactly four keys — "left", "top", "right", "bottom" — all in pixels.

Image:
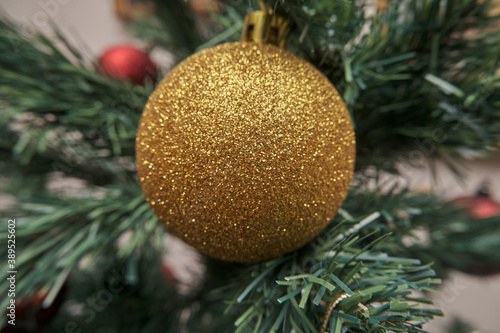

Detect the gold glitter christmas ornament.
[{"left": 136, "top": 41, "right": 356, "bottom": 262}]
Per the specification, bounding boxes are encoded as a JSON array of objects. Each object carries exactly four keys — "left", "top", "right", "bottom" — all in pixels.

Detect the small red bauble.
[
  {"left": 449, "top": 189, "right": 500, "bottom": 276},
  {"left": 450, "top": 193, "right": 500, "bottom": 219},
  {"left": 98, "top": 44, "right": 158, "bottom": 85},
  {"left": 1, "top": 286, "right": 66, "bottom": 333}
]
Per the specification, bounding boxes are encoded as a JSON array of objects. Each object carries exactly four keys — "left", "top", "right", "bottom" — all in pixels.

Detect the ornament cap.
[
  {"left": 477, "top": 182, "right": 491, "bottom": 197},
  {"left": 241, "top": 7, "right": 289, "bottom": 48}
]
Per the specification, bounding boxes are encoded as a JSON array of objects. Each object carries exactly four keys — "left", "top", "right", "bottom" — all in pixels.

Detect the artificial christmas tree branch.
[
  {"left": 342, "top": 182, "right": 500, "bottom": 277},
  {"left": 185, "top": 212, "right": 443, "bottom": 333},
  {"left": 0, "top": 20, "right": 150, "bottom": 181},
  {"left": 0, "top": 187, "right": 165, "bottom": 316}
]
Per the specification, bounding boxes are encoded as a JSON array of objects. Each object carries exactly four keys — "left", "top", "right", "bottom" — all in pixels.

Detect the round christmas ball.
[
  {"left": 136, "top": 42, "right": 356, "bottom": 262},
  {"left": 0, "top": 286, "right": 67, "bottom": 333},
  {"left": 450, "top": 193, "right": 500, "bottom": 219},
  {"left": 98, "top": 44, "right": 157, "bottom": 85}
]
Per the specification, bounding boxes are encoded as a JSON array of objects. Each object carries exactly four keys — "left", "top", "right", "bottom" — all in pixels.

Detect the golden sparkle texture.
[{"left": 136, "top": 42, "right": 356, "bottom": 262}]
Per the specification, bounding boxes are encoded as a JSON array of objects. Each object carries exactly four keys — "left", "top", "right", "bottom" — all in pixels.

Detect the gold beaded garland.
[{"left": 136, "top": 42, "right": 356, "bottom": 262}]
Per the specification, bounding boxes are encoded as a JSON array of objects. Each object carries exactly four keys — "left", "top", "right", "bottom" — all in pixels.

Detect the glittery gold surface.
[{"left": 136, "top": 42, "right": 356, "bottom": 262}]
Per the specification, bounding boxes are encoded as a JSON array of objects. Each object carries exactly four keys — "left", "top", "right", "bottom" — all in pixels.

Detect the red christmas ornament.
[
  {"left": 98, "top": 44, "right": 158, "bottom": 85},
  {"left": 449, "top": 186, "right": 500, "bottom": 277},
  {"left": 450, "top": 190, "right": 500, "bottom": 219},
  {"left": 1, "top": 286, "right": 67, "bottom": 333}
]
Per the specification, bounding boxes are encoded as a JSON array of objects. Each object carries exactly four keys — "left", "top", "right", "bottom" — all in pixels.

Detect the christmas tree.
[{"left": 1, "top": 0, "right": 500, "bottom": 332}]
